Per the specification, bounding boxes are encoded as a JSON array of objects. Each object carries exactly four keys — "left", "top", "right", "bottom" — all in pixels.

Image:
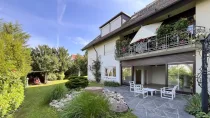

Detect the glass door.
[
  {"left": 168, "top": 63, "right": 194, "bottom": 93},
  {"left": 122, "top": 67, "right": 132, "bottom": 85}
]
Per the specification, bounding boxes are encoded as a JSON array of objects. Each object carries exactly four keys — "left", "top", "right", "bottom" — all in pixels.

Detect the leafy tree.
[
  {"left": 0, "top": 21, "right": 31, "bottom": 78},
  {"left": 56, "top": 47, "right": 70, "bottom": 79},
  {"left": 31, "top": 45, "right": 59, "bottom": 72},
  {"left": 74, "top": 54, "right": 87, "bottom": 76}
]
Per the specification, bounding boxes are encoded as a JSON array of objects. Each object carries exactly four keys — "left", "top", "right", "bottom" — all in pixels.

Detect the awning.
[{"left": 130, "top": 22, "right": 163, "bottom": 44}]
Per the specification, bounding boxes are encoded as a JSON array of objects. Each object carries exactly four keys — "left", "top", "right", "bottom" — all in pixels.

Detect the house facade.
[{"left": 82, "top": 0, "right": 210, "bottom": 94}]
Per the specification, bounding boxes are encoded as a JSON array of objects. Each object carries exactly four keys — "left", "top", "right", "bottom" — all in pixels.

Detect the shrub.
[
  {"left": 174, "top": 18, "right": 189, "bottom": 31},
  {"left": 20, "top": 76, "right": 27, "bottom": 87},
  {"left": 185, "top": 94, "right": 202, "bottom": 115},
  {"left": 0, "top": 77, "right": 24, "bottom": 117},
  {"left": 67, "top": 76, "right": 87, "bottom": 80},
  {"left": 92, "top": 59, "right": 101, "bottom": 83},
  {"left": 57, "top": 72, "right": 65, "bottom": 80},
  {"left": 48, "top": 73, "right": 58, "bottom": 81},
  {"left": 60, "top": 91, "right": 110, "bottom": 118},
  {"left": 104, "top": 81, "right": 120, "bottom": 87},
  {"left": 67, "top": 76, "right": 79, "bottom": 80},
  {"left": 50, "top": 85, "right": 66, "bottom": 101},
  {"left": 195, "top": 112, "right": 210, "bottom": 118},
  {"left": 65, "top": 76, "right": 88, "bottom": 89}
]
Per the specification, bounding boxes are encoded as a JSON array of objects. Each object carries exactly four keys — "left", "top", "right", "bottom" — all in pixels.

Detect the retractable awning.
[{"left": 130, "top": 22, "right": 163, "bottom": 44}]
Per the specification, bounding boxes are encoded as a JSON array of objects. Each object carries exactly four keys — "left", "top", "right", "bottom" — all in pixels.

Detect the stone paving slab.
[{"left": 105, "top": 86, "right": 195, "bottom": 118}]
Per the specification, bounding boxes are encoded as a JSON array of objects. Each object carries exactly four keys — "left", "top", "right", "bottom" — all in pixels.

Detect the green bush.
[
  {"left": 104, "top": 81, "right": 120, "bottom": 87},
  {"left": 195, "top": 112, "right": 210, "bottom": 118},
  {"left": 57, "top": 72, "right": 65, "bottom": 80},
  {"left": 20, "top": 76, "right": 27, "bottom": 87},
  {"left": 50, "top": 85, "right": 66, "bottom": 101},
  {"left": 0, "top": 77, "right": 24, "bottom": 117},
  {"left": 67, "top": 76, "right": 87, "bottom": 80},
  {"left": 48, "top": 73, "right": 58, "bottom": 81},
  {"left": 174, "top": 18, "right": 189, "bottom": 31},
  {"left": 67, "top": 76, "right": 79, "bottom": 80},
  {"left": 65, "top": 76, "right": 88, "bottom": 89},
  {"left": 60, "top": 91, "right": 110, "bottom": 118},
  {"left": 185, "top": 94, "right": 202, "bottom": 115}
]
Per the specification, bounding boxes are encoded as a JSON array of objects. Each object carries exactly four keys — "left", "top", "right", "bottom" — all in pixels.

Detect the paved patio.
[{"left": 105, "top": 86, "right": 195, "bottom": 118}]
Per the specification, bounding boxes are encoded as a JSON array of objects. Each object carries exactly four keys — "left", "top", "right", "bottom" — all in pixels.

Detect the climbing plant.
[{"left": 92, "top": 58, "right": 101, "bottom": 83}]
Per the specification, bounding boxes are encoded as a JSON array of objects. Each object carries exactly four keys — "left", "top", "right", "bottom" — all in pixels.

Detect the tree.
[
  {"left": 57, "top": 47, "right": 70, "bottom": 72},
  {"left": 31, "top": 45, "right": 59, "bottom": 72},
  {"left": 74, "top": 54, "right": 87, "bottom": 76},
  {"left": 0, "top": 21, "right": 31, "bottom": 78}
]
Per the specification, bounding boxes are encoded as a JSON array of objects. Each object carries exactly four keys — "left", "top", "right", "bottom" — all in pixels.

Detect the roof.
[
  {"left": 99, "top": 12, "right": 131, "bottom": 28},
  {"left": 71, "top": 54, "right": 77, "bottom": 60},
  {"left": 82, "top": 0, "right": 181, "bottom": 51}
]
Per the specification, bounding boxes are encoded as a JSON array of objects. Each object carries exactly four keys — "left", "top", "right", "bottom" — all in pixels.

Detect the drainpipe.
[{"left": 93, "top": 45, "right": 98, "bottom": 59}]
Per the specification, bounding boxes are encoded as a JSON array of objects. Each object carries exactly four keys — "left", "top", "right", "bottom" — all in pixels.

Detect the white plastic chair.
[
  {"left": 129, "top": 81, "right": 135, "bottom": 92},
  {"left": 134, "top": 84, "right": 148, "bottom": 98},
  {"left": 160, "top": 85, "right": 178, "bottom": 100}
]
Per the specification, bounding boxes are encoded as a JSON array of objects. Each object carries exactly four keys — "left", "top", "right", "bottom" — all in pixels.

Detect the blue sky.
[{"left": 0, "top": 0, "right": 153, "bottom": 54}]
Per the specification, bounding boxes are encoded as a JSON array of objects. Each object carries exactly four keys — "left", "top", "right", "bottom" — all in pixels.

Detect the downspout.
[{"left": 93, "top": 45, "right": 98, "bottom": 59}]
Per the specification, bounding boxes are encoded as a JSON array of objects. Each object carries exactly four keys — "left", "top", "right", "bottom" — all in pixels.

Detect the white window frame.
[{"left": 104, "top": 66, "right": 116, "bottom": 79}]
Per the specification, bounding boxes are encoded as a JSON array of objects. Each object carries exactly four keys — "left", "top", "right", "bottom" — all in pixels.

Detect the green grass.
[
  {"left": 13, "top": 80, "right": 68, "bottom": 118},
  {"left": 12, "top": 80, "right": 136, "bottom": 118}
]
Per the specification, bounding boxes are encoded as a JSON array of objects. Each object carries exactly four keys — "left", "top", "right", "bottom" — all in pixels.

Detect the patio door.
[
  {"left": 167, "top": 63, "right": 194, "bottom": 93},
  {"left": 136, "top": 69, "right": 141, "bottom": 84},
  {"left": 122, "top": 67, "right": 132, "bottom": 85}
]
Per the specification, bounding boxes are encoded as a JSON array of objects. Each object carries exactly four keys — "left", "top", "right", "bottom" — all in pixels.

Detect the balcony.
[{"left": 115, "top": 26, "right": 206, "bottom": 60}]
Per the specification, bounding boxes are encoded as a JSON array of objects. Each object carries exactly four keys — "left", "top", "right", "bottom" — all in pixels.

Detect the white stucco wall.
[
  {"left": 151, "top": 66, "right": 165, "bottom": 85},
  {"left": 195, "top": 50, "right": 210, "bottom": 93},
  {"left": 134, "top": 66, "right": 165, "bottom": 85},
  {"left": 110, "top": 16, "right": 121, "bottom": 32},
  {"left": 195, "top": 0, "right": 210, "bottom": 93},
  {"left": 87, "top": 36, "right": 121, "bottom": 83},
  {"left": 196, "top": 0, "right": 210, "bottom": 31},
  {"left": 101, "top": 24, "right": 110, "bottom": 37}
]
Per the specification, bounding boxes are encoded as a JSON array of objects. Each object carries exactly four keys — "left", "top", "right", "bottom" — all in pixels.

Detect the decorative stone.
[
  {"left": 49, "top": 91, "right": 82, "bottom": 111},
  {"left": 103, "top": 89, "right": 129, "bottom": 113}
]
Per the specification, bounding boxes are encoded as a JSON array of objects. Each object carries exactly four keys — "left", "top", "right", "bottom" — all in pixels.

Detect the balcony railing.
[{"left": 115, "top": 26, "right": 206, "bottom": 58}]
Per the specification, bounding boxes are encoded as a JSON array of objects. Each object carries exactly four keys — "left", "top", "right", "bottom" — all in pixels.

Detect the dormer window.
[{"left": 100, "top": 12, "right": 130, "bottom": 37}]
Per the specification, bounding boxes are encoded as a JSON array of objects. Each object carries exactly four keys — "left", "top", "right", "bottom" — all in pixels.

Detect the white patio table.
[{"left": 143, "top": 88, "right": 157, "bottom": 96}]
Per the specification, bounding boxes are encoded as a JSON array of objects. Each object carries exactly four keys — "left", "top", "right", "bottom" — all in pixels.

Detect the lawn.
[
  {"left": 12, "top": 80, "right": 136, "bottom": 118},
  {"left": 13, "top": 80, "right": 68, "bottom": 118}
]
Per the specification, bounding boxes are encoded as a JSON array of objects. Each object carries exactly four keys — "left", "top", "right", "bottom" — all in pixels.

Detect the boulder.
[{"left": 103, "top": 89, "right": 129, "bottom": 113}]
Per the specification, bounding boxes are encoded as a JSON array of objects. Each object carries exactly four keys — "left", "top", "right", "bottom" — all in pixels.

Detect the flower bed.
[{"left": 49, "top": 89, "right": 128, "bottom": 113}]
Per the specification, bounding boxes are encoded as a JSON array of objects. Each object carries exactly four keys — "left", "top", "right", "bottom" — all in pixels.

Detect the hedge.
[
  {"left": 104, "top": 81, "right": 120, "bottom": 87},
  {"left": 0, "top": 77, "right": 24, "bottom": 117}
]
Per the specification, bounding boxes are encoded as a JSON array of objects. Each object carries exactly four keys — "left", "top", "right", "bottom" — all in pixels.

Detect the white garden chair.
[
  {"left": 160, "top": 85, "right": 178, "bottom": 100},
  {"left": 134, "top": 84, "right": 148, "bottom": 98},
  {"left": 129, "top": 81, "right": 135, "bottom": 92}
]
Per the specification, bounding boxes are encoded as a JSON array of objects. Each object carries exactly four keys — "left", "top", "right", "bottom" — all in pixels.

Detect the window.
[
  {"left": 104, "top": 67, "right": 116, "bottom": 77},
  {"left": 122, "top": 67, "right": 132, "bottom": 85},
  {"left": 105, "top": 68, "right": 108, "bottom": 76},
  {"left": 113, "top": 67, "right": 116, "bottom": 77}
]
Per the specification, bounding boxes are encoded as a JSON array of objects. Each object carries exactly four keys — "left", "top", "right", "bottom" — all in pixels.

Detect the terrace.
[{"left": 105, "top": 86, "right": 194, "bottom": 118}]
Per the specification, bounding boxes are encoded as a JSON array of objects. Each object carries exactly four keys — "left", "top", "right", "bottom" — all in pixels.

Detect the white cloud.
[{"left": 69, "top": 37, "right": 90, "bottom": 46}]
